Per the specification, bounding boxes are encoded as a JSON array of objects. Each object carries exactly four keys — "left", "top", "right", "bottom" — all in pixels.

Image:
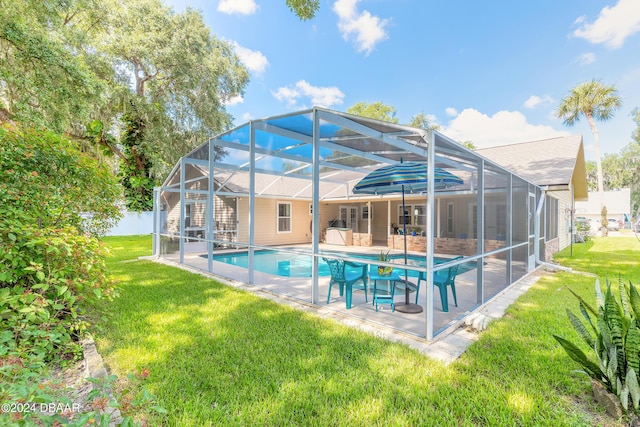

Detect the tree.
[
  {"left": 584, "top": 146, "right": 640, "bottom": 221},
  {"left": 319, "top": 101, "right": 399, "bottom": 169},
  {"left": 93, "top": 0, "right": 250, "bottom": 189},
  {"left": 286, "top": 0, "right": 320, "bottom": 20},
  {"left": 1, "top": 0, "right": 251, "bottom": 210},
  {"left": 347, "top": 101, "right": 398, "bottom": 123},
  {"left": 633, "top": 108, "right": 640, "bottom": 146},
  {"left": 0, "top": 124, "right": 121, "bottom": 234},
  {"left": 556, "top": 79, "right": 622, "bottom": 236},
  {"left": 409, "top": 112, "right": 440, "bottom": 132},
  {"left": 0, "top": 0, "right": 104, "bottom": 132}
]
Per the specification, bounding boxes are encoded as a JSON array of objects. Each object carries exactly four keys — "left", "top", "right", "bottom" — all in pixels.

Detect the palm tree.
[{"left": 556, "top": 79, "right": 622, "bottom": 236}]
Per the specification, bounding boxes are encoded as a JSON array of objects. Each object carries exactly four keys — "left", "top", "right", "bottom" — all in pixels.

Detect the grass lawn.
[{"left": 94, "top": 234, "right": 640, "bottom": 426}]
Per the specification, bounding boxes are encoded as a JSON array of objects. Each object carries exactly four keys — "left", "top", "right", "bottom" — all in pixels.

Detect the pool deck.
[{"left": 149, "top": 243, "right": 547, "bottom": 364}]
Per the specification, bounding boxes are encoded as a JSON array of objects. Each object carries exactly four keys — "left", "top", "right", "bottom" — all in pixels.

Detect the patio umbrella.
[{"left": 353, "top": 161, "right": 463, "bottom": 313}]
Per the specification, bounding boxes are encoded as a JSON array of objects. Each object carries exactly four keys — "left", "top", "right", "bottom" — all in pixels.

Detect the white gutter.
[{"left": 535, "top": 191, "right": 572, "bottom": 272}]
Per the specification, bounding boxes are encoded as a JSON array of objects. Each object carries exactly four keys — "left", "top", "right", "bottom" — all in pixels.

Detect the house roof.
[{"left": 476, "top": 135, "right": 588, "bottom": 200}]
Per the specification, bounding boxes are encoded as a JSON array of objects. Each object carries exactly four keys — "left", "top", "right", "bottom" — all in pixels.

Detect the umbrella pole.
[
  {"left": 402, "top": 186, "right": 409, "bottom": 302},
  {"left": 395, "top": 185, "right": 423, "bottom": 314}
]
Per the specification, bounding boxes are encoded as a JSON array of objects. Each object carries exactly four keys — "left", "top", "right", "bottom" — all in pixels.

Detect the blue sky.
[{"left": 164, "top": 0, "right": 640, "bottom": 161}]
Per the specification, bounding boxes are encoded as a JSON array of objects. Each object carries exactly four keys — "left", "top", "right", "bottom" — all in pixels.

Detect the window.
[
  {"left": 398, "top": 205, "right": 426, "bottom": 229},
  {"left": 184, "top": 203, "right": 192, "bottom": 228},
  {"left": 413, "top": 205, "right": 426, "bottom": 227},
  {"left": 361, "top": 205, "right": 373, "bottom": 220},
  {"left": 398, "top": 206, "right": 411, "bottom": 226},
  {"left": 447, "top": 203, "right": 454, "bottom": 234},
  {"left": 545, "top": 196, "right": 558, "bottom": 240},
  {"left": 277, "top": 202, "right": 291, "bottom": 233}
]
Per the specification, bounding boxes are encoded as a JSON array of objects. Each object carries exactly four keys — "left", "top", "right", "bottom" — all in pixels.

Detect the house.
[
  {"left": 574, "top": 188, "right": 632, "bottom": 227},
  {"left": 153, "top": 107, "right": 588, "bottom": 340},
  {"left": 477, "top": 135, "right": 588, "bottom": 257}
]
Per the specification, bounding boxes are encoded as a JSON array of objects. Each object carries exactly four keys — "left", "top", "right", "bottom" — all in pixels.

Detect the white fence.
[{"left": 107, "top": 211, "right": 154, "bottom": 236}]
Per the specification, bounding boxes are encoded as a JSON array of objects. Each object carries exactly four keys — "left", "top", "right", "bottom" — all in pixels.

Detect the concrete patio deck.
[{"left": 149, "top": 244, "right": 547, "bottom": 364}]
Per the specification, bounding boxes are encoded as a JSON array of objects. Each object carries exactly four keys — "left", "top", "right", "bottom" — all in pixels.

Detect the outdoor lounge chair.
[
  {"left": 416, "top": 255, "right": 463, "bottom": 312},
  {"left": 322, "top": 257, "right": 368, "bottom": 309}
]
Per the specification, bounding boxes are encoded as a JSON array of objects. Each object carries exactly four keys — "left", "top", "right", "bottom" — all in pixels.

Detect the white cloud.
[
  {"left": 272, "top": 80, "right": 345, "bottom": 108},
  {"left": 231, "top": 42, "right": 268, "bottom": 74},
  {"left": 272, "top": 86, "right": 302, "bottom": 108},
  {"left": 441, "top": 108, "right": 570, "bottom": 149},
  {"left": 445, "top": 107, "right": 458, "bottom": 117},
  {"left": 523, "top": 95, "right": 553, "bottom": 109},
  {"left": 572, "top": 0, "right": 640, "bottom": 49},
  {"left": 218, "top": 0, "right": 258, "bottom": 15},
  {"left": 223, "top": 95, "right": 243, "bottom": 107},
  {"left": 576, "top": 52, "right": 597, "bottom": 65},
  {"left": 241, "top": 112, "right": 253, "bottom": 121},
  {"left": 333, "top": 0, "right": 389, "bottom": 55}
]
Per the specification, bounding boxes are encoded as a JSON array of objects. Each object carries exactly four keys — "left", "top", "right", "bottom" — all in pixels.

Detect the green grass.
[{"left": 94, "top": 235, "right": 640, "bottom": 426}]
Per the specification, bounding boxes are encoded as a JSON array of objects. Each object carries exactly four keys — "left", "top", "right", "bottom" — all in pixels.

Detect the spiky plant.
[{"left": 553, "top": 277, "right": 640, "bottom": 413}]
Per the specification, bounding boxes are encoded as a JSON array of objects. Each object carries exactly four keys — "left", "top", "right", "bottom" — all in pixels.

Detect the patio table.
[{"left": 369, "top": 267, "right": 401, "bottom": 311}]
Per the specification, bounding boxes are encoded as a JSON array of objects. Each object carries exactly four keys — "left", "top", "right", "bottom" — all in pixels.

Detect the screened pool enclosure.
[{"left": 153, "top": 107, "right": 551, "bottom": 340}]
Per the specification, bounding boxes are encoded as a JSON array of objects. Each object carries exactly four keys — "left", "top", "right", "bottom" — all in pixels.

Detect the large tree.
[
  {"left": 348, "top": 101, "right": 398, "bottom": 123},
  {"left": 92, "top": 0, "right": 250, "bottom": 177},
  {"left": 0, "top": 0, "right": 250, "bottom": 210},
  {"left": 0, "top": 0, "right": 105, "bottom": 132},
  {"left": 556, "top": 79, "right": 621, "bottom": 236}
]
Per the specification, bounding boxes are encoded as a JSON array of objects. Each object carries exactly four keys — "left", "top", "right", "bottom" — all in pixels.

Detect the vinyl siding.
[
  {"left": 554, "top": 190, "right": 573, "bottom": 251},
  {"left": 237, "top": 198, "right": 312, "bottom": 245}
]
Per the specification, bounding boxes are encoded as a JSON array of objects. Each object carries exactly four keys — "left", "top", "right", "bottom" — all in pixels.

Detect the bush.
[
  {"left": 575, "top": 221, "right": 592, "bottom": 242},
  {"left": 0, "top": 124, "right": 121, "bottom": 362},
  {"left": 0, "top": 124, "right": 121, "bottom": 235},
  {"left": 0, "top": 356, "right": 166, "bottom": 426},
  {"left": 554, "top": 277, "right": 640, "bottom": 415},
  {"left": 0, "top": 225, "right": 115, "bottom": 362}
]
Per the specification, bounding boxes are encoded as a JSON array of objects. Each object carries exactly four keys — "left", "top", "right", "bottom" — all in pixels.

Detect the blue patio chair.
[
  {"left": 416, "top": 256, "right": 463, "bottom": 312},
  {"left": 322, "top": 257, "right": 368, "bottom": 309}
]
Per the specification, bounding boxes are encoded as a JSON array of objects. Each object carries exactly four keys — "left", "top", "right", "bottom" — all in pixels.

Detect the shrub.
[
  {"left": 0, "top": 225, "right": 115, "bottom": 362},
  {"left": 575, "top": 221, "right": 592, "bottom": 242},
  {"left": 553, "top": 277, "right": 640, "bottom": 414},
  {"left": 0, "top": 357, "right": 166, "bottom": 426},
  {"left": 0, "top": 124, "right": 121, "bottom": 235},
  {"left": 0, "top": 124, "right": 121, "bottom": 362}
]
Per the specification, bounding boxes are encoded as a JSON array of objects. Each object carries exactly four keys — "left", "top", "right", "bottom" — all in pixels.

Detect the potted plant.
[{"left": 377, "top": 250, "right": 393, "bottom": 276}]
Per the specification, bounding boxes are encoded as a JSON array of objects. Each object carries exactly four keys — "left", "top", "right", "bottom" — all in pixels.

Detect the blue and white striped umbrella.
[
  {"left": 353, "top": 162, "right": 462, "bottom": 195},
  {"left": 352, "top": 161, "right": 463, "bottom": 313}
]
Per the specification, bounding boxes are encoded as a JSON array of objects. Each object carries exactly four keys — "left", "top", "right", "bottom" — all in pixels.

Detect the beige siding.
[
  {"left": 237, "top": 199, "right": 312, "bottom": 245},
  {"left": 554, "top": 190, "right": 573, "bottom": 251},
  {"left": 163, "top": 191, "right": 235, "bottom": 239}
]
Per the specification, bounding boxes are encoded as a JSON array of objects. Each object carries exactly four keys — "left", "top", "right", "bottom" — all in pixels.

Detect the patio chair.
[
  {"left": 416, "top": 256, "right": 463, "bottom": 312},
  {"left": 322, "top": 257, "right": 368, "bottom": 309}
]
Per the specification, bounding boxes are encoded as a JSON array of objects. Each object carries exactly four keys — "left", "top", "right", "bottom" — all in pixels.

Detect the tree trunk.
[{"left": 587, "top": 113, "right": 607, "bottom": 237}]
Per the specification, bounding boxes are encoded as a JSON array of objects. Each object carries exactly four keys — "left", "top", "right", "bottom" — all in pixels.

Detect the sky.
[{"left": 164, "top": 0, "right": 640, "bottom": 161}]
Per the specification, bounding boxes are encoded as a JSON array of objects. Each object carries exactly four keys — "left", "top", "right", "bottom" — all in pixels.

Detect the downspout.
[{"left": 535, "top": 191, "right": 572, "bottom": 272}]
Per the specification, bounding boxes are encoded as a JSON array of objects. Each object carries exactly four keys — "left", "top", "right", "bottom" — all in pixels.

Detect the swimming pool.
[{"left": 210, "top": 250, "right": 476, "bottom": 278}]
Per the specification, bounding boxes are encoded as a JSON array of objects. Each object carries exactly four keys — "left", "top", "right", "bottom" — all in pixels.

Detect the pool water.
[{"left": 210, "top": 250, "right": 476, "bottom": 278}]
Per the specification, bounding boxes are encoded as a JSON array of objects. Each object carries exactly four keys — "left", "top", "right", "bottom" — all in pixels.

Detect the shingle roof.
[{"left": 476, "top": 135, "right": 588, "bottom": 199}]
